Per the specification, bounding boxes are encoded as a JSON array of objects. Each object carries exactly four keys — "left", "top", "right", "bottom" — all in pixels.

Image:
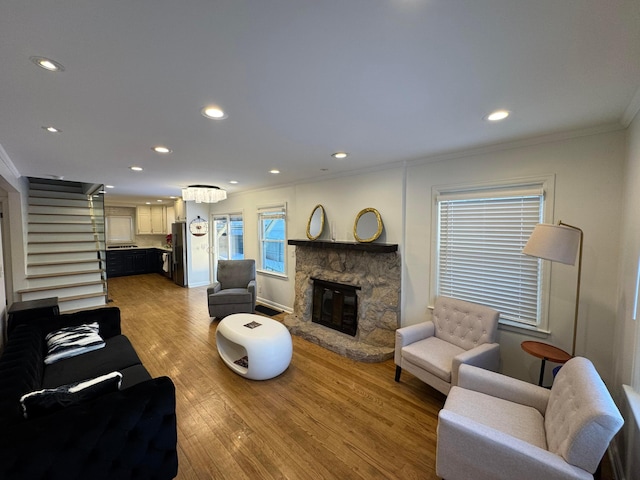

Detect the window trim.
[
  {"left": 257, "top": 203, "right": 288, "bottom": 277},
  {"left": 430, "top": 175, "right": 555, "bottom": 334}
]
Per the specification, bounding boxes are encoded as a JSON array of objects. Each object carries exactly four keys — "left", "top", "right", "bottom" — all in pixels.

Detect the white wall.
[
  {"left": 405, "top": 131, "right": 625, "bottom": 384},
  {"left": 614, "top": 114, "right": 640, "bottom": 390},
  {"left": 612, "top": 111, "right": 640, "bottom": 479},
  {"left": 185, "top": 201, "right": 212, "bottom": 287},
  {"left": 0, "top": 145, "right": 29, "bottom": 346}
]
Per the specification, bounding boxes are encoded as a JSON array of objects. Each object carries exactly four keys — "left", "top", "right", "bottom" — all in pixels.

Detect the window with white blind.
[
  {"left": 433, "top": 177, "right": 553, "bottom": 331},
  {"left": 258, "top": 205, "right": 287, "bottom": 275}
]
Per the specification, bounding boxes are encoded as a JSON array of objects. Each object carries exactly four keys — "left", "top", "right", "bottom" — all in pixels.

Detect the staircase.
[{"left": 18, "top": 177, "right": 108, "bottom": 312}]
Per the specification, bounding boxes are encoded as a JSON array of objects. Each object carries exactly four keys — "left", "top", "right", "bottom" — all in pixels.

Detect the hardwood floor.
[{"left": 107, "top": 274, "right": 446, "bottom": 479}]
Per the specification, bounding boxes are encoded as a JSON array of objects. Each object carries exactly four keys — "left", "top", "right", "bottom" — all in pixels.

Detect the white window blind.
[{"left": 437, "top": 188, "right": 544, "bottom": 326}]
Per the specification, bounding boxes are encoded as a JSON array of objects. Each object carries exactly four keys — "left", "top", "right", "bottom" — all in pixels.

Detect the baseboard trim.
[{"left": 256, "top": 297, "right": 292, "bottom": 314}]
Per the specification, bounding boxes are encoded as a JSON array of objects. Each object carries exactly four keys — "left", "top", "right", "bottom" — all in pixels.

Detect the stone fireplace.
[{"left": 285, "top": 240, "right": 400, "bottom": 362}]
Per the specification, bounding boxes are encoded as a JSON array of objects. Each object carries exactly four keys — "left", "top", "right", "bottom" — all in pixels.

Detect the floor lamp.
[{"left": 522, "top": 221, "right": 583, "bottom": 356}]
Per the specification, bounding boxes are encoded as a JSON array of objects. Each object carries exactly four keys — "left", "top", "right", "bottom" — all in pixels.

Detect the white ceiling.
[{"left": 1, "top": 0, "right": 639, "bottom": 204}]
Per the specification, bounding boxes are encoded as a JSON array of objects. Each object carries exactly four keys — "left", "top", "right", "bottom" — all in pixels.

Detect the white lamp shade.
[{"left": 522, "top": 223, "right": 581, "bottom": 265}]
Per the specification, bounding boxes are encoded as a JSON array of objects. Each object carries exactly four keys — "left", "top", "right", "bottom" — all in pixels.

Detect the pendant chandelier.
[{"left": 181, "top": 185, "right": 227, "bottom": 203}]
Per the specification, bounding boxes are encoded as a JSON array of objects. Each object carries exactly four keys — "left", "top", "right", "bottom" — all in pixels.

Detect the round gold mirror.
[
  {"left": 354, "top": 208, "right": 383, "bottom": 243},
  {"left": 306, "top": 204, "right": 325, "bottom": 240}
]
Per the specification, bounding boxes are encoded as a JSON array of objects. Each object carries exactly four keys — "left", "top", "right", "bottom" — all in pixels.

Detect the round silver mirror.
[
  {"left": 306, "top": 204, "right": 325, "bottom": 240},
  {"left": 354, "top": 208, "right": 383, "bottom": 243}
]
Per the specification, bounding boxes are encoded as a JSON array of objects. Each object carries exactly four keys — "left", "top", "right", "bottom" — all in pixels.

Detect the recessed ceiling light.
[
  {"left": 332, "top": 152, "right": 348, "bottom": 159},
  {"left": 105, "top": 185, "right": 115, "bottom": 189},
  {"left": 30, "top": 56, "right": 65, "bottom": 72},
  {"left": 270, "top": 169, "right": 280, "bottom": 174},
  {"left": 152, "top": 146, "right": 172, "bottom": 154},
  {"left": 130, "top": 166, "right": 143, "bottom": 172},
  {"left": 145, "top": 202, "right": 151, "bottom": 205},
  {"left": 169, "top": 196, "right": 177, "bottom": 199},
  {"left": 42, "top": 126, "right": 61, "bottom": 133},
  {"left": 156, "top": 199, "right": 163, "bottom": 202},
  {"left": 229, "top": 180, "right": 238, "bottom": 184},
  {"left": 486, "top": 110, "right": 510, "bottom": 121},
  {"left": 201, "top": 106, "right": 228, "bottom": 119}
]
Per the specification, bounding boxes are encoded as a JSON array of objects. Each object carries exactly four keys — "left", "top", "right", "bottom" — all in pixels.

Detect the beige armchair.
[
  {"left": 394, "top": 296, "right": 500, "bottom": 395},
  {"left": 437, "top": 358, "right": 624, "bottom": 480},
  {"left": 207, "top": 260, "right": 256, "bottom": 319}
]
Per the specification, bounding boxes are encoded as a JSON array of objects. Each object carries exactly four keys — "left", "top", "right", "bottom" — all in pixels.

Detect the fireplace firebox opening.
[{"left": 311, "top": 278, "right": 360, "bottom": 337}]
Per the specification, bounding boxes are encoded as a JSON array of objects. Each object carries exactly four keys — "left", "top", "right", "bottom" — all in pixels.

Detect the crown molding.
[
  {"left": 621, "top": 84, "right": 640, "bottom": 127},
  {"left": 0, "top": 143, "right": 21, "bottom": 178}
]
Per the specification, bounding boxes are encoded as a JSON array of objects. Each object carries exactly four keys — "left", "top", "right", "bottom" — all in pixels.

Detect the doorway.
[{"left": 211, "top": 214, "right": 244, "bottom": 281}]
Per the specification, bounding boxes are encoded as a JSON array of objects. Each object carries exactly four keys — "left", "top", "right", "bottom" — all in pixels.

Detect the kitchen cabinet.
[
  {"left": 136, "top": 206, "right": 167, "bottom": 234},
  {"left": 107, "top": 248, "right": 166, "bottom": 277}
]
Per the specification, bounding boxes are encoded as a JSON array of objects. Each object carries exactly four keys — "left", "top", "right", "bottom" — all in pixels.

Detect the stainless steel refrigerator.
[{"left": 172, "top": 222, "right": 188, "bottom": 287}]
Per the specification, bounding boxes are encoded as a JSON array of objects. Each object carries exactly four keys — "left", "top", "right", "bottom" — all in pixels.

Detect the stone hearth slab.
[{"left": 284, "top": 314, "right": 394, "bottom": 363}]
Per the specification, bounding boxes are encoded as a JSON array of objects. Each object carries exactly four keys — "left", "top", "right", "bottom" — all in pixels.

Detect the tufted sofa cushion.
[
  {"left": 432, "top": 297, "right": 499, "bottom": 351},
  {"left": 544, "top": 357, "right": 624, "bottom": 473}
]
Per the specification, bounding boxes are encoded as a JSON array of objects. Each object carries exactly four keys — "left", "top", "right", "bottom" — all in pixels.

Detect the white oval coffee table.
[{"left": 216, "top": 313, "right": 292, "bottom": 380}]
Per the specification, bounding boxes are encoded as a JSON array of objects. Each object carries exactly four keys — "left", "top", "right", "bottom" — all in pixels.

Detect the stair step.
[
  {"left": 28, "top": 240, "right": 100, "bottom": 244},
  {"left": 29, "top": 198, "right": 93, "bottom": 208},
  {"left": 60, "top": 292, "right": 109, "bottom": 302},
  {"left": 29, "top": 207, "right": 96, "bottom": 216},
  {"left": 28, "top": 178, "right": 85, "bottom": 194},
  {"left": 58, "top": 295, "right": 109, "bottom": 313},
  {"left": 29, "top": 189, "right": 90, "bottom": 200},
  {"left": 28, "top": 259, "right": 106, "bottom": 267},
  {"left": 28, "top": 249, "right": 103, "bottom": 255},
  {"left": 17, "top": 280, "right": 106, "bottom": 294},
  {"left": 29, "top": 220, "right": 97, "bottom": 225},
  {"left": 26, "top": 269, "right": 104, "bottom": 279}
]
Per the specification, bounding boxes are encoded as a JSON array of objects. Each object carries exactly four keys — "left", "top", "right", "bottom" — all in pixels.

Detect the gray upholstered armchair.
[
  {"left": 207, "top": 259, "right": 256, "bottom": 319},
  {"left": 436, "top": 359, "right": 624, "bottom": 480},
  {"left": 394, "top": 296, "right": 500, "bottom": 395}
]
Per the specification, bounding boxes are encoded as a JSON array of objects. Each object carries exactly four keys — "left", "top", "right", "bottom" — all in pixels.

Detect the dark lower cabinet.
[{"left": 107, "top": 248, "right": 166, "bottom": 278}]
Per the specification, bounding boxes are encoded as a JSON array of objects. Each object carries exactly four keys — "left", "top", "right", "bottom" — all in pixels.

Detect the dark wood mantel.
[{"left": 288, "top": 239, "right": 398, "bottom": 253}]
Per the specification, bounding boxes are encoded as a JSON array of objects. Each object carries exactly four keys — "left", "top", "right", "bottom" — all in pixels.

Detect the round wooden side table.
[{"left": 521, "top": 341, "right": 572, "bottom": 387}]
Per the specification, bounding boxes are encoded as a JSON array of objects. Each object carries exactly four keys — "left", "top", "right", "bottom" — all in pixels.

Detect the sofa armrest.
[
  {"left": 395, "top": 321, "right": 435, "bottom": 364},
  {"left": 0, "top": 376, "right": 178, "bottom": 480},
  {"left": 437, "top": 409, "right": 590, "bottom": 480},
  {"left": 451, "top": 342, "right": 500, "bottom": 387},
  {"left": 457, "top": 364, "right": 550, "bottom": 414},
  {"left": 248, "top": 280, "right": 257, "bottom": 307},
  {"left": 207, "top": 282, "right": 221, "bottom": 296}
]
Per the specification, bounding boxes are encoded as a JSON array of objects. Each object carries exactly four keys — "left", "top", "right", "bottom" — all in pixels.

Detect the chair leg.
[{"left": 395, "top": 366, "right": 402, "bottom": 382}]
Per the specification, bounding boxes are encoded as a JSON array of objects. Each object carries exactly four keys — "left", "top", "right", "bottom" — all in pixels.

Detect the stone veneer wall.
[{"left": 285, "top": 245, "right": 400, "bottom": 362}]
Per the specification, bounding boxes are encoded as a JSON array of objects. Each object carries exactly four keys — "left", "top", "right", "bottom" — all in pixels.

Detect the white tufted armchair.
[
  {"left": 436, "top": 359, "right": 624, "bottom": 480},
  {"left": 394, "top": 296, "right": 500, "bottom": 395}
]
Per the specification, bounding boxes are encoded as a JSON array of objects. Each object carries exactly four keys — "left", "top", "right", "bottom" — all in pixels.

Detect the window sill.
[
  {"left": 498, "top": 319, "right": 550, "bottom": 338},
  {"left": 257, "top": 269, "right": 288, "bottom": 280},
  {"left": 623, "top": 384, "right": 640, "bottom": 428}
]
